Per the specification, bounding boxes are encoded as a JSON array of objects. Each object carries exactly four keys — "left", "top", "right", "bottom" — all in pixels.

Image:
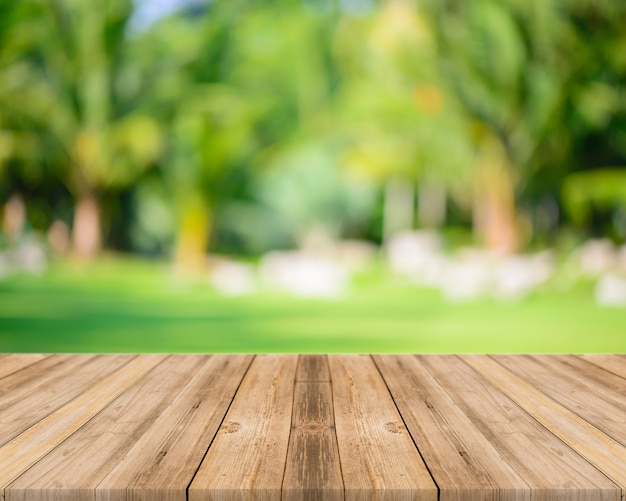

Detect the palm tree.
[
  {"left": 334, "top": 0, "right": 472, "bottom": 241},
  {"left": 422, "top": 0, "right": 577, "bottom": 252},
  {"left": 130, "top": 2, "right": 261, "bottom": 271},
  {"left": 419, "top": 0, "right": 626, "bottom": 251},
  {"left": 4, "top": 0, "right": 161, "bottom": 258},
  {"left": 139, "top": 0, "right": 341, "bottom": 270}
]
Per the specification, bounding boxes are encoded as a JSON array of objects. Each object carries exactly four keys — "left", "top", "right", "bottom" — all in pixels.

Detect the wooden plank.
[
  {"left": 0, "top": 355, "right": 49, "bottom": 380},
  {"left": 4, "top": 355, "right": 196, "bottom": 501},
  {"left": 6, "top": 355, "right": 251, "bottom": 501},
  {"left": 2, "top": 354, "right": 625, "bottom": 501},
  {"left": 329, "top": 355, "right": 437, "bottom": 501},
  {"left": 462, "top": 355, "right": 626, "bottom": 491},
  {"left": 189, "top": 355, "right": 298, "bottom": 501},
  {"left": 282, "top": 381, "right": 343, "bottom": 501},
  {"left": 0, "top": 354, "right": 166, "bottom": 492},
  {"left": 559, "top": 356, "right": 626, "bottom": 404},
  {"left": 0, "top": 355, "right": 95, "bottom": 405},
  {"left": 578, "top": 355, "right": 626, "bottom": 380},
  {"left": 296, "top": 355, "right": 330, "bottom": 382},
  {"left": 373, "top": 355, "right": 529, "bottom": 501},
  {"left": 493, "top": 355, "right": 626, "bottom": 446},
  {"left": 95, "top": 355, "right": 253, "bottom": 501},
  {"left": 424, "top": 356, "right": 620, "bottom": 500},
  {"left": 0, "top": 355, "right": 132, "bottom": 447},
  {"left": 284, "top": 355, "right": 341, "bottom": 499}
]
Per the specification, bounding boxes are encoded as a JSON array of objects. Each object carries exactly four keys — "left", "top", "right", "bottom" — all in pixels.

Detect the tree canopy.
[{"left": 1, "top": 0, "right": 626, "bottom": 263}]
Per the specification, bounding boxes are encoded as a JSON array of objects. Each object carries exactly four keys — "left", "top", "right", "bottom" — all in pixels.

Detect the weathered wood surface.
[
  {"left": 282, "top": 356, "right": 342, "bottom": 501},
  {"left": 0, "top": 354, "right": 625, "bottom": 501},
  {"left": 189, "top": 355, "right": 298, "bottom": 501},
  {"left": 330, "top": 355, "right": 437, "bottom": 501}
]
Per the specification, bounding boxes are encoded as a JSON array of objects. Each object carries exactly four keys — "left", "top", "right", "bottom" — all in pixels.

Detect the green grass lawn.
[{"left": 0, "top": 257, "right": 625, "bottom": 353}]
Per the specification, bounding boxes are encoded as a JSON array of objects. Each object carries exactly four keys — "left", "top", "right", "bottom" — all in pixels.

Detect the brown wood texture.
[
  {"left": 283, "top": 356, "right": 342, "bottom": 501},
  {"left": 0, "top": 354, "right": 166, "bottom": 493},
  {"left": 95, "top": 355, "right": 253, "bottom": 501},
  {"left": 5, "top": 355, "right": 251, "bottom": 501},
  {"left": 0, "top": 355, "right": 132, "bottom": 448},
  {"left": 463, "top": 355, "right": 626, "bottom": 493},
  {"left": 296, "top": 355, "right": 330, "bottom": 382},
  {"left": 1, "top": 354, "right": 625, "bottom": 501},
  {"left": 188, "top": 355, "right": 298, "bottom": 501},
  {"left": 0, "top": 355, "right": 48, "bottom": 380},
  {"left": 578, "top": 354, "right": 626, "bottom": 379},
  {"left": 493, "top": 355, "right": 626, "bottom": 446},
  {"left": 329, "top": 355, "right": 438, "bottom": 501},
  {"left": 373, "top": 354, "right": 530, "bottom": 501}
]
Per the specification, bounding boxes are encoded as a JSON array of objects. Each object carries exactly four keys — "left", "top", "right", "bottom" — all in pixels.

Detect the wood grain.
[
  {"left": 1, "top": 354, "right": 625, "bottom": 501},
  {"left": 578, "top": 355, "right": 626, "bottom": 380},
  {"left": 493, "top": 355, "right": 626, "bottom": 446},
  {"left": 95, "top": 355, "right": 253, "bottom": 501},
  {"left": 558, "top": 356, "right": 626, "bottom": 405},
  {"left": 427, "top": 355, "right": 620, "bottom": 500},
  {"left": 0, "top": 354, "right": 166, "bottom": 492},
  {"left": 462, "top": 355, "right": 626, "bottom": 491},
  {"left": 282, "top": 380, "right": 343, "bottom": 501},
  {"left": 283, "top": 355, "right": 342, "bottom": 500},
  {"left": 374, "top": 354, "right": 529, "bottom": 501},
  {"left": 296, "top": 355, "right": 330, "bottom": 382},
  {"left": 0, "top": 355, "right": 95, "bottom": 404},
  {"left": 329, "top": 355, "right": 437, "bottom": 501},
  {"left": 7, "top": 355, "right": 252, "bottom": 501},
  {"left": 188, "top": 355, "right": 298, "bottom": 501},
  {"left": 6, "top": 354, "right": 191, "bottom": 501},
  {"left": 0, "top": 355, "right": 131, "bottom": 447},
  {"left": 0, "top": 355, "right": 48, "bottom": 380}
]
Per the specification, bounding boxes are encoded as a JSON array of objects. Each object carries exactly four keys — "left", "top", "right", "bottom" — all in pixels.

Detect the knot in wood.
[
  {"left": 221, "top": 421, "right": 242, "bottom": 434},
  {"left": 297, "top": 422, "right": 329, "bottom": 433},
  {"left": 384, "top": 421, "right": 405, "bottom": 434}
]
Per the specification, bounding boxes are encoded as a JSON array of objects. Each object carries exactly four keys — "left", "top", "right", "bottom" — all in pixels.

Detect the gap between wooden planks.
[{"left": 0, "top": 354, "right": 625, "bottom": 501}]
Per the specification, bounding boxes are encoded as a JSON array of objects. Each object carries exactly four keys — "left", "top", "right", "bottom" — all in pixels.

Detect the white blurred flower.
[
  {"left": 439, "top": 259, "right": 491, "bottom": 302},
  {"left": 209, "top": 261, "right": 256, "bottom": 296},
  {"left": 260, "top": 251, "right": 347, "bottom": 298},
  {"left": 491, "top": 252, "right": 554, "bottom": 301},
  {"left": 595, "top": 275, "right": 626, "bottom": 307},
  {"left": 575, "top": 239, "right": 616, "bottom": 275},
  {"left": 386, "top": 230, "right": 443, "bottom": 283}
]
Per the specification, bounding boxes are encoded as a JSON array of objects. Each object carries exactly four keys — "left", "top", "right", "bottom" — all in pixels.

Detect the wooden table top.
[{"left": 0, "top": 354, "right": 625, "bottom": 501}]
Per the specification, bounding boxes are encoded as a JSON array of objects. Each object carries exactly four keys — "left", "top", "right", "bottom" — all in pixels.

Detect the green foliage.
[
  {"left": 563, "top": 168, "right": 626, "bottom": 223},
  {"left": 0, "top": 0, "right": 162, "bottom": 195},
  {"left": 2, "top": 0, "right": 626, "bottom": 254}
]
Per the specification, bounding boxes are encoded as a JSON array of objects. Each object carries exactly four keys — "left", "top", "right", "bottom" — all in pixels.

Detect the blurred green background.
[{"left": 1, "top": 0, "right": 626, "bottom": 353}]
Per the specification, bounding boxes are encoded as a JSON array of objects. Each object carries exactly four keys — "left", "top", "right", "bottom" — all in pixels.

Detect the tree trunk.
[
  {"left": 72, "top": 193, "right": 101, "bottom": 260},
  {"left": 2, "top": 194, "right": 26, "bottom": 241},
  {"left": 473, "top": 157, "right": 519, "bottom": 255},
  {"left": 175, "top": 197, "right": 212, "bottom": 275},
  {"left": 417, "top": 176, "right": 446, "bottom": 228},
  {"left": 383, "top": 176, "right": 414, "bottom": 243}
]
